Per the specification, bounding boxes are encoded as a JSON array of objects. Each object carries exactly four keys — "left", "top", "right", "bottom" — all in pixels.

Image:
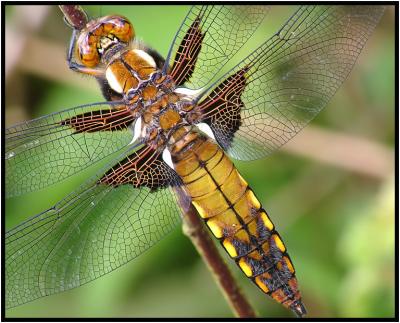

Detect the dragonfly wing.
[
  {"left": 5, "top": 102, "right": 136, "bottom": 197},
  {"left": 193, "top": 5, "right": 385, "bottom": 160},
  {"left": 165, "top": 5, "right": 270, "bottom": 89},
  {"left": 6, "top": 145, "right": 182, "bottom": 309}
]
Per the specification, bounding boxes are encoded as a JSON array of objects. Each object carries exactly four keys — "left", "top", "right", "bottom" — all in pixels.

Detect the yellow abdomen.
[{"left": 172, "top": 134, "right": 304, "bottom": 313}]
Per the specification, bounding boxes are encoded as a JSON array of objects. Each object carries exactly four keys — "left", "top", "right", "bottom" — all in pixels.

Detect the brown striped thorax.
[{"left": 74, "top": 15, "right": 195, "bottom": 151}]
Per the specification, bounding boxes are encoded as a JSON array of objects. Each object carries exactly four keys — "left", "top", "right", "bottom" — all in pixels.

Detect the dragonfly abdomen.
[{"left": 172, "top": 134, "right": 306, "bottom": 317}]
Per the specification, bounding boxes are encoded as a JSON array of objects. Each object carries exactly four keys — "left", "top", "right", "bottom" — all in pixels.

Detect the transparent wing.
[
  {"left": 194, "top": 5, "right": 385, "bottom": 161},
  {"left": 5, "top": 102, "right": 136, "bottom": 197},
  {"left": 165, "top": 5, "right": 270, "bottom": 89},
  {"left": 6, "top": 146, "right": 182, "bottom": 309}
]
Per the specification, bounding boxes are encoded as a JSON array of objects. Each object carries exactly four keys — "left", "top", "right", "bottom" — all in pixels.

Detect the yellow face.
[{"left": 76, "top": 15, "right": 135, "bottom": 67}]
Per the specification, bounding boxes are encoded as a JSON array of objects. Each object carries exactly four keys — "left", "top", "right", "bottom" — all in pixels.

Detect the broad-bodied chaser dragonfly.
[{"left": 5, "top": 5, "right": 385, "bottom": 317}]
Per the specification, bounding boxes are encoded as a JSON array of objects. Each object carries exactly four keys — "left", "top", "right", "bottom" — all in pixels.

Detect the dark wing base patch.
[
  {"left": 100, "top": 145, "right": 179, "bottom": 190},
  {"left": 61, "top": 107, "right": 135, "bottom": 133},
  {"left": 170, "top": 17, "right": 205, "bottom": 87},
  {"left": 196, "top": 67, "right": 249, "bottom": 149}
]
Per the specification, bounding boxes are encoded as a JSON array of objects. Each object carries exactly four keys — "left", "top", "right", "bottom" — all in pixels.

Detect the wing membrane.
[
  {"left": 194, "top": 5, "right": 385, "bottom": 160},
  {"left": 5, "top": 102, "right": 135, "bottom": 197},
  {"left": 165, "top": 5, "right": 270, "bottom": 89},
  {"left": 6, "top": 146, "right": 182, "bottom": 308}
]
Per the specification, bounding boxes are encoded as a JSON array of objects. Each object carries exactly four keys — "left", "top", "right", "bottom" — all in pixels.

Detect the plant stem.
[
  {"left": 59, "top": 5, "right": 88, "bottom": 30},
  {"left": 174, "top": 187, "right": 257, "bottom": 318}
]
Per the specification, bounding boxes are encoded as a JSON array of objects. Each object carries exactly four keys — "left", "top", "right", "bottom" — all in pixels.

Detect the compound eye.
[
  {"left": 104, "top": 16, "right": 135, "bottom": 43},
  {"left": 77, "top": 33, "right": 100, "bottom": 67}
]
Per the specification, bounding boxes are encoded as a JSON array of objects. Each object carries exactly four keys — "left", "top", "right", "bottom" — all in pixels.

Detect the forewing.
[
  {"left": 5, "top": 102, "right": 136, "bottom": 197},
  {"left": 6, "top": 145, "right": 182, "bottom": 309},
  {"left": 194, "top": 5, "right": 385, "bottom": 160},
  {"left": 165, "top": 5, "right": 270, "bottom": 89}
]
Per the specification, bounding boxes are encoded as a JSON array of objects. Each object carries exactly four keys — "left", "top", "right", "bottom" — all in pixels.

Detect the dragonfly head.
[{"left": 76, "top": 15, "right": 135, "bottom": 68}]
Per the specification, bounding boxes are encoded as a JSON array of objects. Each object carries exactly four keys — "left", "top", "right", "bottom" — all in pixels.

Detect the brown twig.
[
  {"left": 174, "top": 187, "right": 257, "bottom": 318},
  {"left": 282, "top": 125, "right": 394, "bottom": 180},
  {"left": 59, "top": 5, "right": 88, "bottom": 30}
]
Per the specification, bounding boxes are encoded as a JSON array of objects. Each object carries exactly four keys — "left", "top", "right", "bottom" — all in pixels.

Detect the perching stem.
[
  {"left": 174, "top": 187, "right": 257, "bottom": 318},
  {"left": 59, "top": 5, "right": 88, "bottom": 30}
]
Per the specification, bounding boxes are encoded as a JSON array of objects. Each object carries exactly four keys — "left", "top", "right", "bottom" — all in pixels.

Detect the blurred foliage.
[
  {"left": 5, "top": 5, "right": 395, "bottom": 318},
  {"left": 337, "top": 177, "right": 395, "bottom": 317}
]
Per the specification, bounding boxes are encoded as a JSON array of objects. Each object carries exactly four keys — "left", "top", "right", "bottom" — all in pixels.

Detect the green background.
[{"left": 5, "top": 5, "right": 395, "bottom": 318}]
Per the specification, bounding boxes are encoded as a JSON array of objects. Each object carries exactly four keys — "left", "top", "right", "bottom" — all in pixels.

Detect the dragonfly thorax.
[
  {"left": 134, "top": 92, "right": 192, "bottom": 151},
  {"left": 98, "top": 43, "right": 196, "bottom": 150},
  {"left": 104, "top": 48, "right": 162, "bottom": 95}
]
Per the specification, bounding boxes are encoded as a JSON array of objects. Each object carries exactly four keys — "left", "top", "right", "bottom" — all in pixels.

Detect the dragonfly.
[{"left": 5, "top": 5, "right": 385, "bottom": 317}]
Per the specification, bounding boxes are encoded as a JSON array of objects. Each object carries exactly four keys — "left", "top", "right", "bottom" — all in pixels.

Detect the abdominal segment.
[{"left": 172, "top": 135, "right": 305, "bottom": 316}]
